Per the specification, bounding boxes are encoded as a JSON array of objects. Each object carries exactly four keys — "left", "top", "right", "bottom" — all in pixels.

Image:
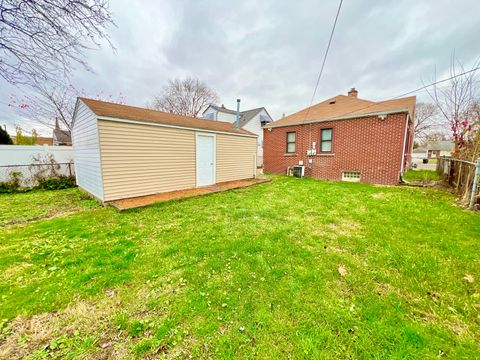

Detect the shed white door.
[{"left": 196, "top": 134, "right": 215, "bottom": 186}]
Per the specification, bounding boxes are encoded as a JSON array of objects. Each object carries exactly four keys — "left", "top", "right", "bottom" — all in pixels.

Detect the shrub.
[
  {"left": 38, "top": 176, "right": 76, "bottom": 190},
  {"left": 0, "top": 171, "right": 23, "bottom": 193}
]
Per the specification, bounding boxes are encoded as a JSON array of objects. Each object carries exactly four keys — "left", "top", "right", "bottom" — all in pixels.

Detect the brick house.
[{"left": 263, "top": 88, "right": 416, "bottom": 185}]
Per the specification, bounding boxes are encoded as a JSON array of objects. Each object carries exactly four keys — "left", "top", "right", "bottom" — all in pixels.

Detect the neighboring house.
[
  {"left": 72, "top": 98, "right": 257, "bottom": 202},
  {"left": 412, "top": 141, "right": 453, "bottom": 160},
  {"left": 53, "top": 119, "right": 72, "bottom": 146},
  {"left": 426, "top": 140, "right": 454, "bottom": 158},
  {"left": 411, "top": 147, "right": 428, "bottom": 160},
  {"left": 11, "top": 136, "right": 53, "bottom": 145},
  {"left": 263, "top": 88, "right": 416, "bottom": 185},
  {"left": 202, "top": 103, "right": 273, "bottom": 166}
]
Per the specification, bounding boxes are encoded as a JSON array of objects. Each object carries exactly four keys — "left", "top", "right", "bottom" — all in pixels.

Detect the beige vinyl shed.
[{"left": 71, "top": 98, "right": 258, "bottom": 202}]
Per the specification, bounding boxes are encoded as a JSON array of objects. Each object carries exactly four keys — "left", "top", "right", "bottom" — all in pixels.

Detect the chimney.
[
  {"left": 235, "top": 99, "right": 241, "bottom": 128},
  {"left": 221, "top": 104, "right": 225, "bottom": 108},
  {"left": 348, "top": 87, "right": 358, "bottom": 98}
]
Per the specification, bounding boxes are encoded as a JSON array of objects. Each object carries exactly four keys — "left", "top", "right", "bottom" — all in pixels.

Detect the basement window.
[{"left": 342, "top": 171, "right": 361, "bottom": 182}]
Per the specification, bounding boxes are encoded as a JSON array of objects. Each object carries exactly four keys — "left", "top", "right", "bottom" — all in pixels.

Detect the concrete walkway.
[{"left": 108, "top": 178, "right": 269, "bottom": 210}]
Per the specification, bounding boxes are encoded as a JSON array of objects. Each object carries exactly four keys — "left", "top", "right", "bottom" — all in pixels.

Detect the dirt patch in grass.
[{"left": 0, "top": 296, "right": 122, "bottom": 359}]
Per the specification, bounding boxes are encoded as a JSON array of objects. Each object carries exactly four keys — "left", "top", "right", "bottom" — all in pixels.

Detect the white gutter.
[
  {"left": 400, "top": 114, "right": 409, "bottom": 174},
  {"left": 97, "top": 116, "right": 258, "bottom": 138},
  {"left": 264, "top": 109, "right": 411, "bottom": 129}
]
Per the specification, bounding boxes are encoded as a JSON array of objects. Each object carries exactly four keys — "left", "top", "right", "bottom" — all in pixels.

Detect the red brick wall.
[{"left": 263, "top": 113, "right": 410, "bottom": 185}]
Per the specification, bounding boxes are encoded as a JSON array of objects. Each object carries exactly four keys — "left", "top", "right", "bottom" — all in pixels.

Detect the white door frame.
[{"left": 195, "top": 132, "right": 216, "bottom": 187}]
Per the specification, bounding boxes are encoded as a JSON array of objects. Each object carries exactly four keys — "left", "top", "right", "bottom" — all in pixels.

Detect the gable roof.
[
  {"left": 265, "top": 94, "right": 416, "bottom": 128},
  {"left": 203, "top": 104, "right": 273, "bottom": 127},
  {"left": 53, "top": 129, "right": 71, "bottom": 144},
  {"left": 78, "top": 98, "right": 256, "bottom": 137}
]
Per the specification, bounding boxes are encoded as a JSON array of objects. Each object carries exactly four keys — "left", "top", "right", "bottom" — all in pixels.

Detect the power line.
[
  {"left": 334, "top": 65, "right": 480, "bottom": 119},
  {"left": 303, "top": 0, "right": 343, "bottom": 122},
  {"left": 382, "top": 66, "right": 480, "bottom": 100}
]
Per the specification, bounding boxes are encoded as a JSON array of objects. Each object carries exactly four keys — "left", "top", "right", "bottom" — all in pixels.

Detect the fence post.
[{"left": 470, "top": 159, "right": 480, "bottom": 209}]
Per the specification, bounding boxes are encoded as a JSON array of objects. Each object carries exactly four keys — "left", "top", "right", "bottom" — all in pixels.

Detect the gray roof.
[
  {"left": 427, "top": 140, "right": 454, "bottom": 151},
  {"left": 412, "top": 147, "right": 427, "bottom": 153},
  {"left": 204, "top": 104, "right": 273, "bottom": 127},
  {"left": 53, "top": 129, "right": 72, "bottom": 144}
]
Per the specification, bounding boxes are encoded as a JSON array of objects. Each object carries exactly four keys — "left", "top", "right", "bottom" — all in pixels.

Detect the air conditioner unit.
[{"left": 292, "top": 165, "right": 305, "bottom": 178}]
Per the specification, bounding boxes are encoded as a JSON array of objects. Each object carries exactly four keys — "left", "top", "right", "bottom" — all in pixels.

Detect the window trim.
[
  {"left": 286, "top": 131, "right": 296, "bottom": 154},
  {"left": 320, "top": 128, "right": 333, "bottom": 153}
]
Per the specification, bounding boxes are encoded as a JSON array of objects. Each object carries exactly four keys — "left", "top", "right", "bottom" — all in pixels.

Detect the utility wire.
[
  {"left": 303, "top": 0, "right": 343, "bottom": 122},
  {"left": 330, "top": 65, "right": 480, "bottom": 119},
  {"left": 382, "top": 66, "right": 480, "bottom": 100}
]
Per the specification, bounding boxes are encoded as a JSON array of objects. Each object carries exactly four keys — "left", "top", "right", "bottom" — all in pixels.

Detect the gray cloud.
[{"left": 1, "top": 0, "right": 479, "bottom": 135}]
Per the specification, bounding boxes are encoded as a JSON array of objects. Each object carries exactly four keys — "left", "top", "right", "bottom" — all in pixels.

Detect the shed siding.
[
  {"left": 216, "top": 134, "right": 256, "bottom": 182},
  {"left": 72, "top": 101, "right": 104, "bottom": 200},
  {"left": 98, "top": 120, "right": 196, "bottom": 201}
]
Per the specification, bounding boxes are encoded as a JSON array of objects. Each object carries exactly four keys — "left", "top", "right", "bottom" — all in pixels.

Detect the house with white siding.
[
  {"left": 202, "top": 103, "right": 273, "bottom": 165},
  {"left": 72, "top": 98, "right": 257, "bottom": 202}
]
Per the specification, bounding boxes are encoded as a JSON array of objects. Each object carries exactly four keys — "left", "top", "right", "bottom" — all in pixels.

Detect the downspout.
[
  {"left": 399, "top": 114, "right": 409, "bottom": 181},
  {"left": 236, "top": 99, "right": 240, "bottom": 128}
]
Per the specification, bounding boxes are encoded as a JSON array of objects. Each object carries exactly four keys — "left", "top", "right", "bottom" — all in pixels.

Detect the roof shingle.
[
  {"left": 266, "top": 95, "right": 416, "bottom": 127},
  {"left": 78, "top": 98, "right": 257, "bottom": 137}
]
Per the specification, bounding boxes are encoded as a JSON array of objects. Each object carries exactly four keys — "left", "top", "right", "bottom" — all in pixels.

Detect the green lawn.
[
  {"left": 0, "top": 176, "right": 479, "bottom": 358},
  {"left": 404, "top": 169, "right": 441, "bottom": 182},
  {"left": 0, "top": 188, "right": 99, "bottom": 226}
]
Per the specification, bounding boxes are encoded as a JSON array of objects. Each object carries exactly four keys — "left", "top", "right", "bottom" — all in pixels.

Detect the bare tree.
[
  {"left": 413, "top": 102, "right": 443, "bottom": 141},
  {"left": 151, "top": 78, "right": 218, "bottom": 117},
  {"left": 425, "top": 54, "right": 480, "bottom": 151},
  {"left": 9, "top": 84, "right": 126, "bottom": 130},
  {"left": 0, "top": 0, "right": 115, "bottom": 85}
]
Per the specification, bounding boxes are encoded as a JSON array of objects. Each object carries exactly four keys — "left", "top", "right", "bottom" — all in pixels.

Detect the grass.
[
  {"left": 404, "top": 169, "right": 441, "bottom": 182},
  {"left": 0, "top": 188, "right": 99, "bottom": 226},
  {"left": 0, "top": 176, "right": 479, "bottom": 358}
]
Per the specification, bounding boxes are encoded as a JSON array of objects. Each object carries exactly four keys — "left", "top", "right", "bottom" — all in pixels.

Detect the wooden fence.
[{"left": 437, "top": 156, "right": 480, "bottom": 209}]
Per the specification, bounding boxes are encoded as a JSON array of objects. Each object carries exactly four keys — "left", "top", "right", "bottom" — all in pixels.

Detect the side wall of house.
[
  {"left": 216, "top": 134, "right": 257, "bottom": 182},
  {"left": 242, "top": 112, "right": 266, "bottom": 166},
  {"left": 72, "top": 101, "right": 104, "bottom": 200},
  {"left": 97, "top": 120, "right": 196, "bottom": 202},
  {"left": 263, "top": 113, "right": 408, "bottom": 185}
]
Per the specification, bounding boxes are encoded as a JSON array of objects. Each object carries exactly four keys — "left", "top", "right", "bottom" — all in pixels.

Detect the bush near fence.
[
  {"left": 437, "top": 156, "right": 480, "bottom": 209},
  {"left": 0, "top": 162, "right": 76, "bottom": 193}
]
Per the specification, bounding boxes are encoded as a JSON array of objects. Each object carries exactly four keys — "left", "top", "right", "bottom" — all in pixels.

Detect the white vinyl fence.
[{"left": 0, "top": 145, "right": 74, "bottom": 186}]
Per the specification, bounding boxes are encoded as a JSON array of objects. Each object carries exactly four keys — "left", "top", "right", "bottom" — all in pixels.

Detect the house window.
[
  {"left": 204, "top": 112, "right": 215, "bottom": 120},
  {"left": 320, "top": 128, "right": 333, "bottom": 152},
  {"left": 342, "top": 171, "right": 361, "bottom": 182},
  {"left": 286, "top": 132, "right": 296, "bottom": 153}
]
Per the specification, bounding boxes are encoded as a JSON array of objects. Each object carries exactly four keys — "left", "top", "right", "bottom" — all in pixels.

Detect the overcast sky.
[{"left": 1, "top": 0, "right": 479, "bottom": 135}]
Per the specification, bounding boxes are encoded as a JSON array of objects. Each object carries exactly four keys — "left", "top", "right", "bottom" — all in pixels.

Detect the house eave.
[{"left": 264, "top": 109, "right": 411, "bottom": 129}]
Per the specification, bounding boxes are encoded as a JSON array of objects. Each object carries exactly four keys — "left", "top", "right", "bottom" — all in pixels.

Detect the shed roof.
[
  {"left": 78, "top": 98, "right": 257, "bottom": 137},
  {"left": 265, "top": 94, "right": 416, "bottom": 128}
]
